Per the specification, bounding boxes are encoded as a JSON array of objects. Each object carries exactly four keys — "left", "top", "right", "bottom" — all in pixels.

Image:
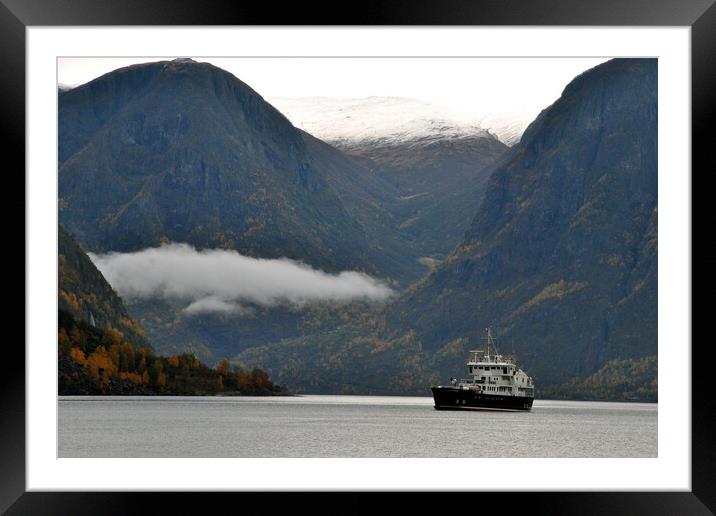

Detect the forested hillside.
[{"left": 58, "top": 224, "right": 285, "bottom": 395}]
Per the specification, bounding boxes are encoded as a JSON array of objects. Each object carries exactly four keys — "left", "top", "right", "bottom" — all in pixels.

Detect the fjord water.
[{"left": 58, "top": 396, "right": 656, "bottom": 458}]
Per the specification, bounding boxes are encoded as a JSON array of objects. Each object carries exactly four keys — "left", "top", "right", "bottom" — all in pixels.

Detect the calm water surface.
[{"left": 58, "top": 395, "right": 656, "bottom": 457}]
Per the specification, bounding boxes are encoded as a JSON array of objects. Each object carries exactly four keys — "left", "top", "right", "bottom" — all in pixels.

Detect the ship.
[{"left": 431, "top": 328, "right": 534, "bottom": 411}]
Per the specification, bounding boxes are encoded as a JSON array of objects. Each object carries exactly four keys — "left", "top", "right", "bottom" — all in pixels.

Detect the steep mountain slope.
[
  {"left": 272, "top": 96, "right": 509, "bottom": 257},
  {"left": 297, "top": 130, "right": 424, "bottom": 280},
  {"left": 386, "top": 58, "right": 658, "bottom": 386},
  {"left": 58, "top": 59, "right": 420, "bottom": 283},
  {"left": 59, "top": 223, "right": 148, "bottom": 348},
  {"left": 238, "top": 59, "right": 658, "bottom": 396}
]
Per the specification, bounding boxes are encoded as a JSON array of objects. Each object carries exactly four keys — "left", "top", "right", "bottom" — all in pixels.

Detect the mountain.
[
  {"left": 271, "top": 96, "right": 509, "bottom": 257},
  {"left": 59, "top": 223, "right": 148, "bottom": 348},
  {"left": 238, "top": 59, "right": 658, "bottom": 398},
  {"left": 387, "top": 58, "right": 658, "bottom": 387},
  {"left": 58, "top": 59, "right": 422, "bottom": 284}
]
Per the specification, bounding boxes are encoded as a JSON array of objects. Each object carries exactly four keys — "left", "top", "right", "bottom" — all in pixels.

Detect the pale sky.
[{"left": 58, "top": 57, "right": 610, "bottom": 122}]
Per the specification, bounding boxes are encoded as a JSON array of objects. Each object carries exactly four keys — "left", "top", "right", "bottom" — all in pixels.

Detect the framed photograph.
[{"left": 8, "top": 0, "right": 710, "bottom": 513}]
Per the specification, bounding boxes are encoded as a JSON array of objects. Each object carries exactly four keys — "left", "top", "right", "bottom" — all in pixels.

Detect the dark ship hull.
[{"left": 431, "top": 386, "right": 533, "bottom": 411}]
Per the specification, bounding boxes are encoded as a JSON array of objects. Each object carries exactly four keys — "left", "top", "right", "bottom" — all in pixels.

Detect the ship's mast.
[
  {"left": 485, "top": 327, "right": 501, "bottom": 363},
  {"left": 485, "top": 327, "right": 492, "bottom": 361}
]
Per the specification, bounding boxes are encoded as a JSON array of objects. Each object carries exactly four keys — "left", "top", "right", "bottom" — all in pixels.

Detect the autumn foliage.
[{"left": 58, "top": 309, "right": 285, "bottom": 396}]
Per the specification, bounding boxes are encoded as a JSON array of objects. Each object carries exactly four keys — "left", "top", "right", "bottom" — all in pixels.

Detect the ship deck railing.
[
  {"left": 467, "top": 352, "right": 515, "bottom": 365},
  {"left": 457, "top": 379, "right": 486, "bottom": 385}
]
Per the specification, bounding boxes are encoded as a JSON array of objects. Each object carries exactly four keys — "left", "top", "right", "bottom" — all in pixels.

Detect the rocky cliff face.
[{"left": 386, "top": 58, "right": 658, "bottom": 386}]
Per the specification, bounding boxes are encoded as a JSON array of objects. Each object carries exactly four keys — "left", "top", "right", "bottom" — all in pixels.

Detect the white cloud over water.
[{"left": 89, "top": 243, "right": 394, "bottom": 315}]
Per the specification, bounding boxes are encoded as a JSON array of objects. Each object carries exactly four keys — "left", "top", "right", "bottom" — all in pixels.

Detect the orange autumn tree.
[
  {"left": 102, "top": 327, "right": 123, "bottom": 348},
  {"left": 118, "top": 371, "right": 143, "bottom": 385},
  {"left": 69, "top": 347, "right": 86, "bottom": 366},
  {"left": 216, "top": 357, "right": 230, "bottom": 376},
  {"left": 234, "top": 365, "right": 251, "bottom": 390},
  {"left": 85, "top": 346, "right": 118, "bottom": 388},
  {"left": 58, "top": 328, "right": 71, "bottom": 355}
]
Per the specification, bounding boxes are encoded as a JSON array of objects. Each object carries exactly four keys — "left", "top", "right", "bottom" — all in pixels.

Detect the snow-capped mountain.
[
  {"left": 270, "top": 96, "right": 510, "bottom": 259},
  {"left": 269, "top": 96, "right": 528, "bottom": 148},
  {"left": 270, "top": 96, "right": 491, "bottom": 147}
]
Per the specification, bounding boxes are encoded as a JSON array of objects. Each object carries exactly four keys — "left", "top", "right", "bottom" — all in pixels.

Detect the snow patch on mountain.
[
  {"left": 270, "top": 96, "right": 530, "bottom": 147},
  {"left": 270, "top": 97, "right": 490, "bottom": 146},
  {"left": 476, "top": 111, "right": 532, "bottom": 147}
]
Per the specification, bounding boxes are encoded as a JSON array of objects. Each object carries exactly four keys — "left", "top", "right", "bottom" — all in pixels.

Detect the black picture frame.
[{"left": 6, "top": 0, "right": 711, "bottom": 513}]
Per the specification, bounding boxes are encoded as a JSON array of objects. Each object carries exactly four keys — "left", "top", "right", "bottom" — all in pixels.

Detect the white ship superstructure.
[
  {"left": 432, "top": 328, "right": 535, "bottom": 411},
  {"left": 453, "top": 329, "right": 534, "bottom": 397}
]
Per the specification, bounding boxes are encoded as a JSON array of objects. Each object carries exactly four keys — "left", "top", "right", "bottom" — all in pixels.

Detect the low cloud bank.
[{"left": 89, "top": 243, "right": 394, "bottom": 315}]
